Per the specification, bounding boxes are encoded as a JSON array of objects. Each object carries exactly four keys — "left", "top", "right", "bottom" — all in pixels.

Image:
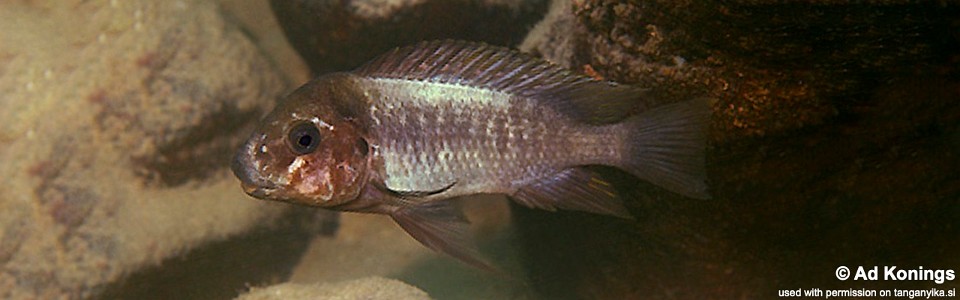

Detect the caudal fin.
[{"left": 621, "top": 98, "right": 711, "bottom": 199}]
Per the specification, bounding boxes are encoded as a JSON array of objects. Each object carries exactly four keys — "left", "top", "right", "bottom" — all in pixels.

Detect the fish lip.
[
  {"left": 241, "top": 182, "right": 276, "bottom": 199},
  {"left": 236, "top": 173, "right": 279, "bottom": 200},
  {"left": 231, "top": 149, "right": 278, "bottom": 199}
]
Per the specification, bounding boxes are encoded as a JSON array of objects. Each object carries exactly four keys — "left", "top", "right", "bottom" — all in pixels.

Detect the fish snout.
[{"left": 231, "top": 147, "right": 277, "bottom": 199}]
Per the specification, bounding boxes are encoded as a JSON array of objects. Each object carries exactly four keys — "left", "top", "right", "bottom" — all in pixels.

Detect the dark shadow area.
[
  {"left": 515, "top": 76, "right": 960, "bottom": 298},
  {"left": 94, "top": 209, "right": 337, "bottom": 300},
  {"left": 270, "top": 0, "right": 549, "bottom": 74},
  {"left": 513, "top": 1, "right": 960, "bottom": 298}
]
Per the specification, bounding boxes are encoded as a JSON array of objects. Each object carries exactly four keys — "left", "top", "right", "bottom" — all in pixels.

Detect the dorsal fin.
[{"left": 353, "top": 40, "right": 661, "bottom": 124}]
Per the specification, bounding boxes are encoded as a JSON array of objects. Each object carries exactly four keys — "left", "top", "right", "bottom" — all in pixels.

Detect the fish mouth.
[
  {"left": 241, "top": 182, "right": 276, "bottom": 199},
  {"left": 231, "top": 150, "right": 278, "bottom": 199}
]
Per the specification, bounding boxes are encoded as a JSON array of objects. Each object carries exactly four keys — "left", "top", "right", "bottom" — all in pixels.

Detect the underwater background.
[{"left": 0, "top": 0, "right": 957, "bottom": 299}]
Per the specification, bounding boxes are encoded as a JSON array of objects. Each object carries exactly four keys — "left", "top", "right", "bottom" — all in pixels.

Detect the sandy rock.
[
  {"left": 237, "top": 277, "right": 431, "bottom": 300},
  {"left": 0, "top": 0, "right": 292, "bottom": 298}
]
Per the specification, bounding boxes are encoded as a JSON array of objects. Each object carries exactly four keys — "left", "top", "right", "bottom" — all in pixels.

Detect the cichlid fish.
[{"left": 231, "top": 40, "right": 710, "bottom": 268}]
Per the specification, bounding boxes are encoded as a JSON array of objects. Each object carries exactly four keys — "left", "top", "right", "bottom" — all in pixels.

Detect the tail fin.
[{"left": 621, "top": 98, "right": 711, "bottom": 199}]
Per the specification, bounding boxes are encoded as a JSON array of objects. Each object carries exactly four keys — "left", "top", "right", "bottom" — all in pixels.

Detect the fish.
[{"left": 231, "top": 40, "right": 710, "bottom": 269}]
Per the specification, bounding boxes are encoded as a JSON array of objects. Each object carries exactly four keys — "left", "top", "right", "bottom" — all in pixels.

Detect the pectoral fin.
[
  {"left": 390, "top": 200, "right": 494, "bottom": 270},
  {"left": 373, "top": 180, "right": 456, "bottom": 207},
  {"left": 387, "top": 181, "right": 456, "bottom": 198},
  {"left": 512, "top": 168, "right": 633, "bottom": 219}
]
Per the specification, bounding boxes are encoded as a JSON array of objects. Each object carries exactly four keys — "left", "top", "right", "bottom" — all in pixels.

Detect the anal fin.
[
  {"left": 512, "top": 168, "right": 633, "bottom": 219},
  {"left": 390, "top": 200, "right": 495, "bottom": 270}
]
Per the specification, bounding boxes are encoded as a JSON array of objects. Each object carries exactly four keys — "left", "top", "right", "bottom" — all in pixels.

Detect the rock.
[
  {"left": 269, "top": 0, "right": 550, "bottom": 74},
  {"left": 236, "top": 277, "right": 431, "bottom": 300},
  {"left": 514, "top": 0, "right": 960, "bottom": 299},
  {"left": 519, "top": 0, "right": 582, "bottom": 69},
  {"left": 0, "top": 0, "right": 309, "bottom": 298},
  {"left": 527, "top": 0, "right": 959, "bottom": 140},
  {"left": 219, "top": 0, "right": 312, "bottom": 85}
]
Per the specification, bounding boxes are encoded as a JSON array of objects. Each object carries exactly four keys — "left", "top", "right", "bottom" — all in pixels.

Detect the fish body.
[
  {"left": 365, "top": 76, "right": 620, "bottom": 202},
  {"left": 232, "top": 41, "right": 710, "bottom": 268}
]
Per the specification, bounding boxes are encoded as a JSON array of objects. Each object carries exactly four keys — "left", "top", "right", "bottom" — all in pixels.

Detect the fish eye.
[{"left": 287, "top": 122, "right": 321, "bottom": 155}]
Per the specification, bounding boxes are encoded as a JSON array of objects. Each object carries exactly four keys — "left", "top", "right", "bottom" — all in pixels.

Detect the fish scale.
[{"left": 364, "top": 77, "right": 622, "bottom": 199}]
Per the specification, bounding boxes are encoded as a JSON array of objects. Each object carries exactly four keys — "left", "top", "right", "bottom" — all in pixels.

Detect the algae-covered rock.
[
  {"left": 0, "top": 0, "right": 303, "bottom": 298},
  {"left": 237, "top": 277, "right": 432, "bottom": 300}
]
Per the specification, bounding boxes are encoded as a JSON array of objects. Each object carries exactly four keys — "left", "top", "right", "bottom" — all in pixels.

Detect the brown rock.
[
  {"left": 270, "top": 0, "right": 550, "bottom": 74},
  {"left": 514, "top": 0, "right": 960, "bottom": 298}
]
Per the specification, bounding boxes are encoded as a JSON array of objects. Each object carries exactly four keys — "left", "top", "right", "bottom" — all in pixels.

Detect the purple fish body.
[{"left": 232, "top": 41, "right": 710, "bottom": 268}]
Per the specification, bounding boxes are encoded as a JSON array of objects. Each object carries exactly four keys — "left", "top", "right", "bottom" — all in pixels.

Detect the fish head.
[{"left": 232, "top": 74, "right": 372, "bottom": 207}]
